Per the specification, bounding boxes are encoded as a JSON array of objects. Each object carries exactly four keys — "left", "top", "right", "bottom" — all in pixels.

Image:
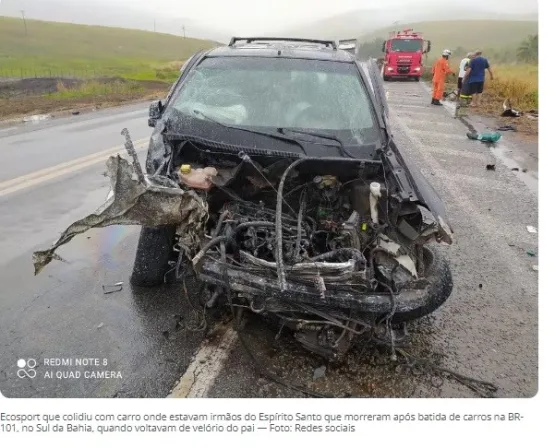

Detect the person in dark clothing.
[{"left": 463, "top": 50, "right": 493, "bottom": 107}]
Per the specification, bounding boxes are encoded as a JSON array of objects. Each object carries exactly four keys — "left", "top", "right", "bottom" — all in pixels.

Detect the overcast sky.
[
  {"left": 61, "top": 0, "right": 538, "bottom": 33},
  {"left": 2, "top": 0, "right": 538, "bottom": 35}
]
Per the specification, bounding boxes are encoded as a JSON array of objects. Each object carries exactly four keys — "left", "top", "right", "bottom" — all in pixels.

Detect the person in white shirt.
[{"left": 457, "top": 52, "right": 474, "bottom": 97}]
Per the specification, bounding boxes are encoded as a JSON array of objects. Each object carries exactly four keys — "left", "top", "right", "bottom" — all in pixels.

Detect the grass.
[
  {"left": 362, "top": 20, "right": 538, "bottom": 62},
  {"left": 423, "top": 63, "right": 538, "bottom": 110},
  {"left": 422, "top": 63, "right": 538, "bottom": 135},
  {"left": 0, "top": 16, "right": 217, "bottom": 81}
]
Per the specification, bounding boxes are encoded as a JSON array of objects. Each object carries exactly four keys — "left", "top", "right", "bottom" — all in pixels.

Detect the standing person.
[
  {"left": 457, "top": 52, "right": 474, "bottom": 97},
  {"left": 463, "top": 49, "right": 493, "bottom": 107},
  {"left": 431, "top": 49, "right": 454, "bottom": 105}
]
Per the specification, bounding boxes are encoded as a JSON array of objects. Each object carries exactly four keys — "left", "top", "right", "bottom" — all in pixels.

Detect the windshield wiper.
[
  {"left": 277, "top": 127, "right": 357, "bottom": 159},
  {"left": 191, "top": 110, "right": 307, "bottom": 155}
]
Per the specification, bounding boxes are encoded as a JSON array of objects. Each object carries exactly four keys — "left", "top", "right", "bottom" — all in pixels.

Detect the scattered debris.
[
  {"left": 486, "top": 164, "right": 496, "bottom": 171},
  {"left": 479, "top": 283, "right": 483, "bottom": 289},
  {"left": 468, "top": 131, "right": 501, "bottom": 143},
  {"left": 522, "top": 168, "right": 528, "bottom": 173},
  {"left": 527, "top": 226, "right": 538, "bottom": 234},
  {"left": 97, "top": 323, "right": 104, "bottom": 329},
  {"left": 497, "top": 125, "right": 517, "bottom": 132},
  {"left": 501, "top": 99, "right": 521, "bottom": 117},
  {"left": 23, "top": 114, "right": 52, "bottom": 123},
  {"left": 313, "top": 366, "right": 327, "bottom": 381},
  {"left": 525, "top": 110, "right": 538, "bottom": 120},
  {"left": 102, "top": 282, "right": 123, "bottom": 294},
  {"left": 72, "top": 111, "right": 80, "bottom": 116},
  {"left": 526, "top": 250, "right": 536, "bottom": 257},
  {"left": 512, "top": 168, "right": 519, "bottom": 172},
  {"left": 532, "top": 265, "right": 538, "bottom": 272}
]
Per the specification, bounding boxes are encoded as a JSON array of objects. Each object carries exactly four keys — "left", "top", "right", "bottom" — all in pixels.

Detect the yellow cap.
[
  {"left": 361, "top": 222, "right": 368, "bottom": 231},
  {"left": 180, "top": 164, "right": 191, "bottom": 174}
]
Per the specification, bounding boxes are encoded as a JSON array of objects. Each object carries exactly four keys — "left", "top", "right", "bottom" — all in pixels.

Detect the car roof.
[{"left": 204, "top": 38, "right": 356, "bottom": 63}]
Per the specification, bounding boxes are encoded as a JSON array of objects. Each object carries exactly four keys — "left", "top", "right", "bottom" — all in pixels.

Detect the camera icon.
[{"left": 17, "top": 358, "right": 37, "bottom": 379}]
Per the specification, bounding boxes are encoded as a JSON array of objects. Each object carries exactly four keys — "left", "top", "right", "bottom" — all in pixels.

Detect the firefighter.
[{"left": 431, "top": 49, "right": 454, "bottom": 105}]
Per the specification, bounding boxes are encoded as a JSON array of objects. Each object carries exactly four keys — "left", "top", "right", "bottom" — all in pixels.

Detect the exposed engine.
[
  {"left": 31, "top": 131, "right": 453, "bottom": 362},
  {"left": 167, "top": 146, "right": 448, "bottom": 360}
]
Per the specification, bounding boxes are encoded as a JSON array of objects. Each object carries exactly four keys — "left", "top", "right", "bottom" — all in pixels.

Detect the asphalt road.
[{"left": 0, "top": 82, "right": 538, "bottom": 399}]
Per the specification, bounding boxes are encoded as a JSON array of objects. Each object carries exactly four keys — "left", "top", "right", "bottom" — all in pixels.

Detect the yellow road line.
[{"left": 0, "top": 137, "right": 149, "bottom": 198}]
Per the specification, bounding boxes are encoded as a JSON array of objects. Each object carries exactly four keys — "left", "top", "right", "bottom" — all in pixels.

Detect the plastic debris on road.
[
  {"left": 527, "top": 226, "right": 537, "bottom": 234},
  {"left": 467, "top": 131, "right": 502, "bottom": 143},
  {"left": 102, "top": 282, "right": 124, "bottom": 294}
]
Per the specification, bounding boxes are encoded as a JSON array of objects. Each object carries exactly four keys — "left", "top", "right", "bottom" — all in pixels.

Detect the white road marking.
[
  {"left": 0, "top": 137, "right": 149, "bottom": 197},
  {"left": 168, "top": 323, "right": 238, "bottom": 398}
]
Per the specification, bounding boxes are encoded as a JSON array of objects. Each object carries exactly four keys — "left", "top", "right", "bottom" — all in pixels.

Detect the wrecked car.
[{"left": 34, "top": 37, "right": 454, "bottom": 360}]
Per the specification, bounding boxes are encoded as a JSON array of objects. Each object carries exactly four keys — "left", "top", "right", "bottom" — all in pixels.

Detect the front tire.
[
  {"left": 391, "top": 246, "right": 453, "bottom": 324},
  {"left": 130, "top": 225, "right": 176, "bottom": 287}
]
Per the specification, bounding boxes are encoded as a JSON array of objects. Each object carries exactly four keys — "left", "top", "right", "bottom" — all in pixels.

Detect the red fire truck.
[{"left": 381, "top": 29, "right": 431, "bottom": 81}]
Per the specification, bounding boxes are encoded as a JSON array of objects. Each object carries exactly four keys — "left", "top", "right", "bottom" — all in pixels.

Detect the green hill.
[
  {"left": 0, "top": 16, "right": 218, "bottom": 78},
  {"left": 360, "top": 20, "right": 538, "bottom": 61}
]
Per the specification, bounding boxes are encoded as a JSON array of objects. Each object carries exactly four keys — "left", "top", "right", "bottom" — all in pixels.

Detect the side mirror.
[
  {"left": 148, "top": 100, "right": 163, "bottom": 127},
  {"left": 425, "top": 40, "right": 431, "bottom": 54},
  {"left": 382, "top": 41, "right": 386, "bottom": 53}
]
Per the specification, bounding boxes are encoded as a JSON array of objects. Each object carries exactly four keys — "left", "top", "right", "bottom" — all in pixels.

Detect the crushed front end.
[
  {"left": 174, "top": 144, "right": 454, "bottom": 360},
  {"left": 33, "top": 131, "right": 454, "bottom": 361}
]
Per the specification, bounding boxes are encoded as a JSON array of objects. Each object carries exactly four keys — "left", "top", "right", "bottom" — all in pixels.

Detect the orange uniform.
[{"left": 432, "top": 57, "right": 454, "bottom": 101}]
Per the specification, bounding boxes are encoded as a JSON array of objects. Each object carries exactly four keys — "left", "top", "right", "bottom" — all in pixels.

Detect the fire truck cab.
[{"left": 381, "top": 29, "right": 431, "bottom": 81}]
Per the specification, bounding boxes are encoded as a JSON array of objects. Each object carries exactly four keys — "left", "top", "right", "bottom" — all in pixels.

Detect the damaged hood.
[{"left": 33, "top": 155, "right": 208, "bottom": 275}]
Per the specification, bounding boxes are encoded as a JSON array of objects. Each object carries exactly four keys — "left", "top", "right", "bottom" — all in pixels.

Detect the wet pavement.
[
  {"left": 0, "top": 83, "right": 538, "bottom": 399},
  {"left": 0, "top": 103, "right": 206, "bottom": 398}
]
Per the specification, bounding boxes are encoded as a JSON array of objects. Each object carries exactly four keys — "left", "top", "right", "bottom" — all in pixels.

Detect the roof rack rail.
[{"left": 228, "top": 37, "right": 337, "bottom": 50}]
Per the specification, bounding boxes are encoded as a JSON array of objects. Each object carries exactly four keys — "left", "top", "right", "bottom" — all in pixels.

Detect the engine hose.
[
  {"left": 192, "top": 235, "right": 229, "bottom": 270},
  {"left": 213, "top": 210, "right": 230, "bottom": 237},
  {"left": 276, "top": 157, "right": 382, "bottom": 291},
  {"left": 193, "top": 221, "right": 276, "bottom": 271},
  {"left": 310, "top": 248, "right": 366, "bottom": 267},
  {"left": 276, "top": 158, "right": 317, "bottom": 290},
  {"left": 294, "top": 190, "right": 307, "bottom": 262}
]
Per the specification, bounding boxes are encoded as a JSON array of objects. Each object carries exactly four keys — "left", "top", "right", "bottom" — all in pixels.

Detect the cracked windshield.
[{"left": 167, "top": 57, "right": 376, "bottom": 144}]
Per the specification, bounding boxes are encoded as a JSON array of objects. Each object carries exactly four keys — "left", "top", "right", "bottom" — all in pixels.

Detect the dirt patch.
[{"left": 0, "top": 77, "right": 169, "bottom": 120}]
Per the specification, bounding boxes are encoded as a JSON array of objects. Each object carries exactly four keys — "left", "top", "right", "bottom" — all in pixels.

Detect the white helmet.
[{"left": 442, "top": 49, "right": 451, "bottom": 56}]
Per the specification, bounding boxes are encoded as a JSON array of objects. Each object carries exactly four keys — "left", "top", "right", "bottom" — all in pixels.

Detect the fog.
[{"left": 0, "top": 0, "right": 538, "bottom": 40}]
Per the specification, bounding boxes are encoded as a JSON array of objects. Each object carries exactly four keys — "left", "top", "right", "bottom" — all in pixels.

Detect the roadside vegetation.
[
  {"left": 0, "top": 17, "right": 218, "bottom": 119},
  {"left": 359, "top": 20, "right": 538, "bottom": 63},
  {"left": 0, "top": 17, "right": 216, "bottom": 80}
]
